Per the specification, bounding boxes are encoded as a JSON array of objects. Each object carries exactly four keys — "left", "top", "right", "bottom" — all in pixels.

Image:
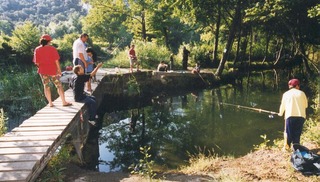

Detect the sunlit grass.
[{"left": 180, "top": 147, "right": 233, "bottom": 174}]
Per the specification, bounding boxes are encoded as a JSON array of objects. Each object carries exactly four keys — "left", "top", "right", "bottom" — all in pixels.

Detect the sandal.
[{"left": 63, "top": 102, "right": 73, "bottom": 107}]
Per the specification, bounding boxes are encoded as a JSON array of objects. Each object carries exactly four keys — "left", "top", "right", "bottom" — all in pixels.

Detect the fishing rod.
[{"left": 220, "top": 102, "right": 278, "bottom": 115}]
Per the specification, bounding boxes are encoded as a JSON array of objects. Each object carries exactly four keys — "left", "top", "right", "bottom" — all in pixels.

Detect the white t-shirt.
[
  {"left": 279, "top": 88, "right": 308, "bottom": 119},
  {"left": 72, "top": 38, "right": 88, "bottom": 60}
]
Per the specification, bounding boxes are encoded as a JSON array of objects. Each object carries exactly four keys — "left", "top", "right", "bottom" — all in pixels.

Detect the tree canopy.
[{"left": 0, "top": 0, "right": 319, "bottom": 75}]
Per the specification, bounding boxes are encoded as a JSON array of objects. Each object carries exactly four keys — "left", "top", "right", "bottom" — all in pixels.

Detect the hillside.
[{"left": 0, "top": 0, "right": 87, "bottom": 34}]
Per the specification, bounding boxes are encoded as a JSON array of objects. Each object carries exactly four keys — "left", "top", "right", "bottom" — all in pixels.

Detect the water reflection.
[{"left": 96, "top": 84, "right": 285, "bottom": 172}]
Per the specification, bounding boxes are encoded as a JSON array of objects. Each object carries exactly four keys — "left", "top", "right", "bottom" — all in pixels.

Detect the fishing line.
[{"left": 220, "top": 102, "right": 278, "bottom": 118}]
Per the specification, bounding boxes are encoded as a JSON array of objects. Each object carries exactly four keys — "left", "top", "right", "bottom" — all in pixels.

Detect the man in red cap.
[{"left": 278, "top": 78, "right": 308, "bottom": 150}]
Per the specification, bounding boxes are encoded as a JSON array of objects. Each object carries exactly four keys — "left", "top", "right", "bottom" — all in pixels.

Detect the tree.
[
  {"left": 9, "top": 21, "right": 40, "bottom": 60},
  {"left": 82, "top": 0, "right": 130, "bottom": 47},
  {"left": 245, "top": 0, "right": 320, "bottom": 74},
  {"left": 215, "top": 0, "right": 243, "bottom": 76}
]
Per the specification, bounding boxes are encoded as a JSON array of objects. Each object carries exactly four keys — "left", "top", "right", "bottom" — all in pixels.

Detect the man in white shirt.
[
  {"left": 73, "top": 33, "right": 89, "bottom": 69},
  {"left": 278, "top": 79, "right": 308, "bottom": 149}
]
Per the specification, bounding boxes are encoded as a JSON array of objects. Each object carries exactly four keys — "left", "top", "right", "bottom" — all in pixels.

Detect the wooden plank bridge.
[
  {"left": 0, "top": 68, "right": 213, "bottom": 181},
  {"left": 0, "top": 69, "right": 110, "bottom": 182}
]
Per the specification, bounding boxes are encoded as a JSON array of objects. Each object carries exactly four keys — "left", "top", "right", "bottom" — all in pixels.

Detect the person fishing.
[{"left": 278, "top": 79, "right": 308, "bottom": 150}]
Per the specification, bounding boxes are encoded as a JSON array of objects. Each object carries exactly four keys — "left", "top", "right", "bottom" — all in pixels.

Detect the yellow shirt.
[{"left": 278, "top": 88, "right": 308, "bottom": 119}]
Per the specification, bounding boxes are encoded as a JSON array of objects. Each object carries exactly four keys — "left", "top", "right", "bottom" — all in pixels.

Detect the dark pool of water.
[{"left": 95, "top": 73, "right": 289, "bottom": 172}]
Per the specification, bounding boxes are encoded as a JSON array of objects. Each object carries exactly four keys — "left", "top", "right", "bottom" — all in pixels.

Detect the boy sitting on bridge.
[{"left": 70, "top": 62, "right": 103, "bottom": 125}]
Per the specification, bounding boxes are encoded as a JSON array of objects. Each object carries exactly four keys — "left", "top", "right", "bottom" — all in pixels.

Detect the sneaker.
[{"left": 88, "top": 120, "right": 96, "bottom": 126}]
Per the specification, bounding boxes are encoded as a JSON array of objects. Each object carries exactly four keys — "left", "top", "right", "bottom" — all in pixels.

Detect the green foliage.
[
  {"left": 9, "top": 21, "right": 40, "bottom": 57},
  {"left": 0, "top": 20, "right": 14, "bottom": 35},
  {"left": 0, "top": 0, "right": 86, "bottom": 35},
  {"left": 130, "top": 146, "right": 156, "bottom": 180},
  {"left": 136, "top": 41, "right": 172, "bottom": 69},
  {"left": 0, "top": 67, "right": 46, "bottom": 110},
  {"left": 302, "top": 117, "right": 320, "bottom": 146},
  {"left": 47, "top": 11, "right": 84, "bottom": 38},
  {"left": 36, "top": 144, "right": 73, "bottom": 182},
  {"left": 106, "top": 41, "right": 172, "bottom": 69},
  {"left": 82, "top": 0, "right": 130, "bottom": 45},
  {"left": 127, "top": 75, "right": 140, "bottom": 96},
  {"left": 187, "top": 44, "right": 213, "bottom": 67},
  {"left": 0, "top": 108, "right": 7, "bottom": 136},
  {"left": 308, "top": 4, "right": 320, "bottom": 19},
  {"left": 55, "top": 33, "right": 79, "bottom": 62},
  {"left": 254, "top": 134, "right": 271, "bottom": 150}
]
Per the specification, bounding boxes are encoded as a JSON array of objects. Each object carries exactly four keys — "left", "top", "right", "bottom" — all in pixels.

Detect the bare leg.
[
  {"left": 44, "top": 86, "right": 53, "bottom": 107},
  {"left": 57, "top": 85, "right": 71, "bottom": 106}
]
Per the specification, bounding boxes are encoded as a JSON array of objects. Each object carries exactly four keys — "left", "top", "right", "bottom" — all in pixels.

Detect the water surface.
[{"left": 96, "top": 72, "right": 287, "bottom": 172}]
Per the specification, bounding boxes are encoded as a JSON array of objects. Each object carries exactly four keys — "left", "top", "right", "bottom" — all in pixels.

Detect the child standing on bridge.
[{"left": 70, "top": 62, "right": 103, "bottom": 125}]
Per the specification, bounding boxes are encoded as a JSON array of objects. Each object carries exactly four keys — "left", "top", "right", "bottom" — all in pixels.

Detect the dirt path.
[{"left": 65, "top": 143, "right": 320, "bottom": 182}]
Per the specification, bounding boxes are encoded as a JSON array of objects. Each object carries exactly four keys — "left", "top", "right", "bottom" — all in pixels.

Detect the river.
[{"left": 88, "top": 71, "right": 301, "bottom": 172}]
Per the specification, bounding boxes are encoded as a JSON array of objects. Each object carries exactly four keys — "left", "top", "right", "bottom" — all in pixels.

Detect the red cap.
[
  {"left": 41, "top": 34, "right": 52, "bottom": 41},
  {"left": 288, "top": 79, "right": 300, "bottom": 87}
]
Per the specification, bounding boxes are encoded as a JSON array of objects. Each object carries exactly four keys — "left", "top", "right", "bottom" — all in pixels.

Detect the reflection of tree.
[
  {"left": 82, "top": 127, "right": 100, "bottom": 170},
  {"left": 99, "top": 95, "right": 203, "bottom": 171}
]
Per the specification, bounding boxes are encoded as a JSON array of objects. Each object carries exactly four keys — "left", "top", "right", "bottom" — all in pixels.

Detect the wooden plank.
[
  {"left": 0, "top": 171, "right": 31, "bottom": 181},
  {"left": 12, "top": 126, "right": 65, "bottom": 132},
  {"left": 32, "top": 111, "right": 77, "bottom": 115},
  {"left": 36, "top": 108, "right": 79, "bottom": 114},
  {"left": 19, "top": 123, "right": 69, "bottom": 127},
  {"left": 0, "top": 147, "right": 48, "bottom": 155},
  {"left": 20, "top": 120, "right": 70, "bottom": 127},
  {"left": 0, "top": 141, "right": 53, "bottom": 148},
  {"left": 0, "top": 154, "right": 43, "bottom": 162},
  {"left": 6, "top": 130, "right": 63, "bottom": 136},
  {"left": 0, "top": 135, "right": 57, "bottom": 142},
  {"left": 23, "top": 118, "right": 71, "bottom": 122},
  {"left": 0, "top": 161, "right": 37, "bottom": 171},
  {"left": 34, "top": 112, "right": 76, "bottom": 116}
]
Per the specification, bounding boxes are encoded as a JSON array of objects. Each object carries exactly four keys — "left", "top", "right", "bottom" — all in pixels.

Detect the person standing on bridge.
[
  {"left": 72, "top": 33, "right": 89, "bottom": 70},
  {"left": 128, "top": 44, "right": 140, "bottom": 73},
  {"left": 278, "top": 79, "right": 308, "bottom": 150},
  {"left": 70, "top": 62, "right": 103, "bottom": 126},
  {"left": 33, "top": 34, "right": 72, "bottom": 107}
]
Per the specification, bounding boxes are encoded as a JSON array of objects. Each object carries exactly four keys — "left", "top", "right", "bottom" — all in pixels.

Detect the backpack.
[{"left": 291, "top": 144, "right": 320, "bottom": 175}]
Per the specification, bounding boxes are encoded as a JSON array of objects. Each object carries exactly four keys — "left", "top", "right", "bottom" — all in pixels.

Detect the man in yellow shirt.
[{"left": 278, "top": 79, "right": 308, "bottom": 149}]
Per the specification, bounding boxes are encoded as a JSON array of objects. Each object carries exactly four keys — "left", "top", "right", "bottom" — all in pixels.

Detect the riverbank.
[{"left": 64, "top": 141, "right": 320, "bottom": 181}]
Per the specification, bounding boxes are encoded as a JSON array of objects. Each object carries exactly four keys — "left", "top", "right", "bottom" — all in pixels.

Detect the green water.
[{"left": 96, "top": 72, "right": 294, "bottom": 172}]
